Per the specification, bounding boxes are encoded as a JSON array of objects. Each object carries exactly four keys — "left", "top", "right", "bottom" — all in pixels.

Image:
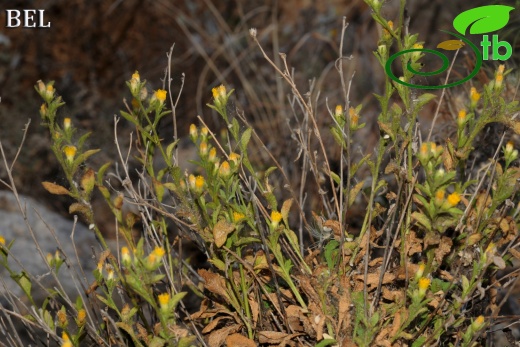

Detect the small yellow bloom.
[
  {"left": 154, "top": 89, "right": 167, "bottom": 104},
  {"left": 447, "top": 192, "right": 461, "bottom": 206},
  {"left": 77, "top": 308, "right": 87, "bottom": 327},
  {"left": 471, "top": 315, "right": 485, "bottom": 331},
  {"left": 218, "top": 85, "right": 226, "bottom": 98},
  {"left": 457, "top": 110, "right": 467, "bottom": 126},
  {"left": 219, "top": 161, "right": 231, "bottom": 177},
  {"left": 387, "top": 21, "right": 393, "bottom": 30},
  {"left": 349, "top": 107, "right": 359, "bottom": 127},
  {"left": 63, "top": 118, "right": 71, "bottom": 130},
  {"left": 46, "top": 252, "right": 53, "bottom": 265},
  {"left": 158, "top": 292, "right": 170, "bottom": 310},
  {"left": 201, "top": 127, "right": 209, "bottom": 138},
  {"left": 418, "top": 277, "right": 430, "bottom": 297},
  {"left": 271, "top": 211, "right": 283, "bottom": 228},
  {"left": 420, "top": 143, "right": 428, "bottom": 156},
  {"left": 188, "top": 174, "right": 196, "bottom": 189},
  {"left": 470, "top": 87, "right": 480, "bottom": 103},
  {"left": 335, "top": 105, "right": 343, "bottom": 116},
  {"left": 62, "top": 332, "right": 72, "bottom": 347},
  {"left": 229, "top": 152, "right": 240, "bottom": 164},
  {"left": 131, "top": 71, "right": 140, "bottom": 82},
  {"left": 152, "top": 246, "right": 166, "bottom": 258},
  {"left": 383, "top": 21, "right": 393, "bottom": 39},
  {"left": 415, "top": 263, "right": 425, "bottom": 281},
  {"left": 199, "top": 141, "right": 209, "bottom": 156},
  {"left": 63, "top": 145, "right": 77, "bottom": 162},
  {"left": 189, "top": 124, "right": 198, "bottom": 140},
  {"left": 212, "top": 86, "right": 219, "bottom": 99},
  {"left": 121, "top": 246, "right": 131, "bottom": 265},
  {"left": 495, "top": 65, "right": 505, "bottom": 89},
  {"left": 40, "top": 104, "right": 47, "bottom": 117},
  {"left": 195, "top": 176, "right": 205, "bottom": 191},
  {"left": 105, "top": 264, "right": 115, "bottom": 281},
  {"left": 435, "top": 189, "right": 445, "bottom": 205},
  {"left": 57, "top": 309, "right": 67, "bottom": 327},
  {"left": 506, "top": 141, "right": 514, "bottom": 154},
  {"left": 233, "top": 211, "right": 245, "bottom": 223},
  {"left": 208, "top": 147, "right": 217, "bottom": 162},
  {"left": 46, "top": 84, "right": 55, "bottom": 100},
  {"left": 0, "top": 235, "right": 5, "bottom": 246}
]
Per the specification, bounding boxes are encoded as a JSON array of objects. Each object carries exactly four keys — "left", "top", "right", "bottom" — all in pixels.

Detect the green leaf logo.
[{"left": 453, "top": 5, "right": 515, "bottom": 35}]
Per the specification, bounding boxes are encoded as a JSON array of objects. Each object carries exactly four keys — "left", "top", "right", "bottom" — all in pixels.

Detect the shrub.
[{"left": 1, "top": 1, "right": 520, "bottom": 346}]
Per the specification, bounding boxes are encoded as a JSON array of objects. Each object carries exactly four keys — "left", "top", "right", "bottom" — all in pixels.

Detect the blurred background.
[{"left": 0, "top": 0, "right": 518, "bottom": 232}]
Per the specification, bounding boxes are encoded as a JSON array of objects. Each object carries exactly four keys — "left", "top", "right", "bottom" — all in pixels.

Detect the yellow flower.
[
  {"left": 495, "top": 65, "right": 505, "bottom": 89},
  {"left": 447, "top": 192, "right": 461, "bottom": 206},
  {"left": 77, "top": 308, "right": 87, "bottom": 327},
  {"left": 470, "top": 87, "right": 480, "bottom": 104},
  {"left": 412, "top": 43, "right": 423, "bottom": 61},
  {"left": 335, "top": 105, "right": 343, "bottom": 117},
  {"left": 435, "top": 189, "right": 445, "bottom": 206},
  {"left": 105, "top": 264, "right": 115, "bottom": 281},
  {"left": 271, "top": 211, "right": 283, "bottom": 228},
  {"left": 219, "top": 161, "right": 231, "bottom": 177},
  {"left": 201, "top": 127, "right": 209, "bottom": 138},
  {"left": 131, "top": 71, "right": 140, "bottom": 82},
  {"left": 195, "top": 176, "right": 205, "bottom": 191},
  {"left": 208, "top": 147, "right": 217, "bottom": 162},
  {"left": 189, "top": 124, "right": 198, "bottom": 140},
  {"left": 471, "top": 315, "right": 485, "bottom": 331},
  {"left": 457, "top": 110, "right": 467, "bottom": 126},
  {"left": 212, "top": 86, "right": 220, "bottom": 99},
  {"left": 506, "top": 141, "right": 514, "bottom": 154},
  {"left": 233, "top": 211, "right": 245, "bottom": 223},
  {"left": 146, "top": 246, "right": 165, "bottom": 268},
  {"left": 420, "top": 143, "right": 428, "bottom": 156},
  {"left": 63, "top": 117, "right": 71, "bottom": 130},
  {"left": 158, "top": 292, "right": 170, "bottom": 310},
  {"left": 418, "top": 277, "right": 430, "bottom": 297},
  {"left": 154, "top": 89, "right": 167, "bottom": 104},
  {"left": 383, "top": 21, "right": 393, "bottom": 40},
  {"left": 130, "top": 71, "right": 140, "bottom": 94},
  {"left": 199, "top": 141, "right": 209, "bottom": 156},
  {"left": 40, "top": 104, "right": 47, "bottom": 117},
  {"left": 45, "top": 84, "right": 55, "bottom": 100},
  {"left": 0, "top": 235, "right": 5, "bottom": 246},
  {"left": 415, "top": 263, "right": 425, "bottom": 281},
  {"left": 57, "top": 309, "right": 67, "bottom": 327},
  {"left": 152, "top": 246, "right": 166, "bottom": 258},
  {"left": 218, "top": 85, "right": 226, "bottom": 98},
  {"left": 349, "top": 107, "right": 359, "bottom": 127},
  {"left": 63, "top": 145, "right": 77, "bottom": 162},
  {"left": 188, "top": 174, "right": 196, "bottom": 189},
  {"left": 121, "top": 246, "right": 131, "bottom": 265},
  {"left": 229, "top": 152, "right": 240, "bottom": 164},
  {"left": 62, "top": 332, "right": 72, "bottom": 347}
]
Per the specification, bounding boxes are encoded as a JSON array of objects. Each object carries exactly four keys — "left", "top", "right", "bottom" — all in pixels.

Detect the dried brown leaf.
[
  {"left": 405, "top": 231, "right": 422, "bottom": 256},
  {"left": 248, "top": 295, "right": 259, "bottom": 328},
  {"left": 225, "top": 334, "right": 256, "bottom": 347},
  {"left": 213, "top": 219, "right": 235, "bottom": 248},
  {"left": 434, "top": 236, "right": 452, "bottom": 263},
  {"left": 42, "top": 181, "right": 70, "bottom": 195},
  {"left": 258, "top": 331, "right": 302, "bottom": 346},
  {"left": 207, "top": 324, "right": 241, "bottom": 347},
  {"left": 202, "top": 316, "right": 227, "bottom": 334},
  {"left": 199, "top": 269, "right": 230, "bottom": 303}
]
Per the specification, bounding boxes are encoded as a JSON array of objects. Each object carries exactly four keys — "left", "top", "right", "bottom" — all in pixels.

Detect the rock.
[{"left": 0, "top": 190, "right": 108, "bottom": 307}]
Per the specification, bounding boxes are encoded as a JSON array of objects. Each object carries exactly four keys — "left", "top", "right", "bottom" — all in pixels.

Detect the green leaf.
[
  {"left": 412, "top": 336, "right": 427, "bottom": 347},
  {"left": 170, "top": 292, "right": 187, "bottom": 308},
  {"left": 240, "top": 128, "right": 252, "bottom": 152},
  {"left": 315, "top": 339, "right": 338, "bottom": 347},
  {"left": 209, "top": 257, "right": 226, "bottom": 271},
  {"left": 178, "top": 336, "right": 198, "bottom": 347},
  {"left": 12, "top": 271, "right": 32, "bottom": 299},
  {"left": 165, "top": 140, "right": 179, "bottom": 163},
  {"left": 75, "top": 149, "right": 101, "bottom": 166},
  {"left": 97, "top": 162, "right": 112, "bottom": 185},
  {"left": 453, "top": 5, "right": 515, "bottom": 35},
  {"left": 412, "top": 211, "right": 432, "bottom": 231},
  {"left": 149, "top": 337, "right": 166, "bottom": 347},
  {"left": 414, "top": 93, "right": 436, "bottom": 109}
]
